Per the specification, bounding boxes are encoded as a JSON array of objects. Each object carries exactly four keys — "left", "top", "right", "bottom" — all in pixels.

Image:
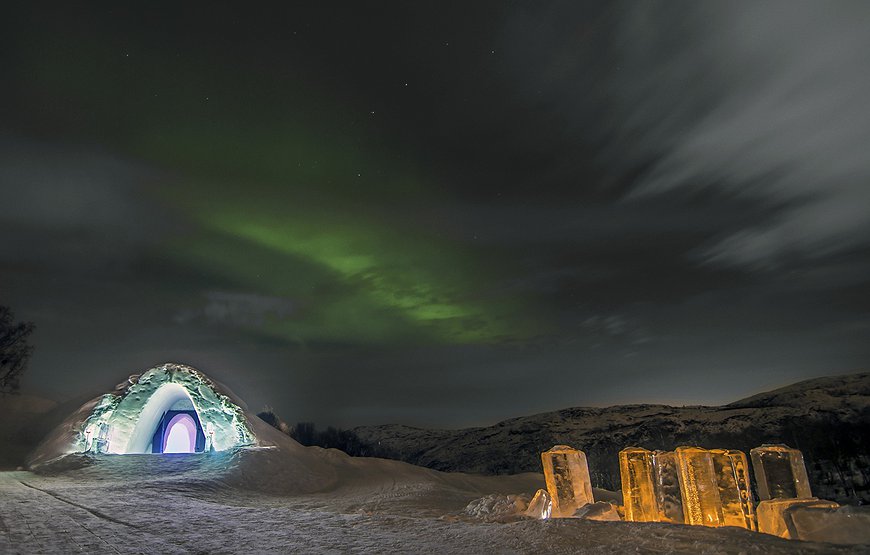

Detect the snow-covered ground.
[
  {"left": 3, "top": 371, "right": 868, "bottom": 553},
  {"left": 1, "top": 448, "right": 865, "bottom": 554}
]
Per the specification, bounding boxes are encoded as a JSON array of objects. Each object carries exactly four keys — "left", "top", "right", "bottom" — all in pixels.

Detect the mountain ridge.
[{"left": 352, "top": 372, "right": 870, "bottom": 504}]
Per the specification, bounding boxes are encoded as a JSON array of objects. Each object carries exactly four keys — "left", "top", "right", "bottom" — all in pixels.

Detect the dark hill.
[{"left": 352, "top": 372, "right": 870, "bottom": 504}]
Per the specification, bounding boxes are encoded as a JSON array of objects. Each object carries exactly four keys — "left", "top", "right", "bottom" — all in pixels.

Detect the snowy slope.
[
  {"left": 2, "top": 373, "right": 869, "bottom": 552},
  {"left": 2, "top": 429, "right": 865, "bottom": 554},
  {"left": 0, "top": 395, "right": 57, "bottom": 469},
  {"left": 4, "top": 467, "right": 862, "bottom": 554},
  {"left": 353, "top": 372, "right": 870, "bottom": 503}
]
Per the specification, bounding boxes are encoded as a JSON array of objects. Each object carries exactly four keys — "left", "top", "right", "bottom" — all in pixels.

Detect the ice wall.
[
  {"left": 28, "top": 362, "right": 258, "bottom": 466},
  {"left": 77, "top": 364, "right": 255, "bottom": 454}
]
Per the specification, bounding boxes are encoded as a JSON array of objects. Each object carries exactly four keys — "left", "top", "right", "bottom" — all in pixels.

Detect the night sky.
[{"left": 2, "top": 2, "right": 869, "bottom": 427}]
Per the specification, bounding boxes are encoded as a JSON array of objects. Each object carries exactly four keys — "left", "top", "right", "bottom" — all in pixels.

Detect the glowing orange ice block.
[
  {"left": 757, "top": 498, "right": 839, "bottom": 538},
  {"left": 541, "top": 445, "right": 594, "bottom": 517},
  {"left": 619, "top": 447, "right": 657, "bottom": 522},
  {"left": 652, "top": 451, "right": 684, "bottom": 524},
  {"left": 710, "top": 449, "right": 756, "bottom": 530},
  {"left": 525, "top": 488, "right": 552, "bottom": 519},
  {"left": 619, "top": 448, "right": 685, "bottom": 523},
  {"left": 750, "top": 444, "right": 812, "bottom": 501},
  {"left": 675, "top": 446, "right": 724, "bottom": 526}
]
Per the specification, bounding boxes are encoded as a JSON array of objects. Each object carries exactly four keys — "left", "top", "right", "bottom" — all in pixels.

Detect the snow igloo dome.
[{"left": 29, "top": 363, "right": 258, "bottom": 466}]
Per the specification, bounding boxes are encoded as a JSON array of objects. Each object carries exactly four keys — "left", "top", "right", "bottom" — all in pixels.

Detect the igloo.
[{"left": 29, "top": 363, "right": 258, "bottom": 466}]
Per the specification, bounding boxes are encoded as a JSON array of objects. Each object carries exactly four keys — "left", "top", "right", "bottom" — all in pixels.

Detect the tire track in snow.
[
  {"left": 17, "top": 480, "right": 129, "bottom": 554},
  {"left": 3, "top": 476, "right": 192, "bottom": 554},
  {"left": 18, "top": 480, "right": 140, "bottom": 529}
]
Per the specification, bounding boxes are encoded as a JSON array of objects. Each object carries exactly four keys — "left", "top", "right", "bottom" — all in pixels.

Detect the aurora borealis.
[
  {"left": 5, "top": 3, "right": 537, "bottom": 347},
  {"left": 3, "top": 2, "right": 870, "bottom": 426}
]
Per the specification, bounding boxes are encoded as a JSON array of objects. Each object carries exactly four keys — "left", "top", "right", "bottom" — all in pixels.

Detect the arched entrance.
[
  {"left": 120, "top": 383, "right": 207, "bottom": 454},
  {"left": 165, "top": 414, "right": 196, "bottom": 452},
  {"left": 71, "top": 364, "right": 256, "bottom": 457},
  {"left": 150, "top": 408, "right": 206, "bottom": 454}
]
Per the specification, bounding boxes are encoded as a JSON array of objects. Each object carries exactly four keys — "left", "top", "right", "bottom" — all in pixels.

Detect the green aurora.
[{"left": 10, "top": 21, "right": 540, "bottom": 346}]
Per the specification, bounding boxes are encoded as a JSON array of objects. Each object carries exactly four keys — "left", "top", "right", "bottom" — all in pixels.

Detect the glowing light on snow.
[{"left": 164, "top": 413, "right": 197, "bottom": 453}]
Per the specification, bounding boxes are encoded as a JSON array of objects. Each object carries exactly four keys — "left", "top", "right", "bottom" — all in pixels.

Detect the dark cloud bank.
[{"left": 1, "top": 1, "right": 869, "bottom": 427}]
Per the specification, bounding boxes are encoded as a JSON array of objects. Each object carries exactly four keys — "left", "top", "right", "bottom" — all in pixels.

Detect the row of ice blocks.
[
  {"left": 539, "top": 442, "right": 838, "bottom": 539},
  {"left": 619, "top": 444, "right": 830, "bottom": 536}
]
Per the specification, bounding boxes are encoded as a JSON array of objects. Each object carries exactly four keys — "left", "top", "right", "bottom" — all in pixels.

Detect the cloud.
[
  {"left": 619, "top": 2, "right": 870, "bottom": 267},
  {"left": 503, "top": 1, "right": 870, "bottom": 269},
  {"left": 0, "top": 133, "right": 170, "bottom": 271},
  {"left": 175, "top": 291, "right": 298, "bottom": 329}
]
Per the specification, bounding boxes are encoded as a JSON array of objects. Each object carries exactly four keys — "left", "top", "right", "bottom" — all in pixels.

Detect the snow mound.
[{"left": 25, "top": 362, "right": 547, "bottom": 512}]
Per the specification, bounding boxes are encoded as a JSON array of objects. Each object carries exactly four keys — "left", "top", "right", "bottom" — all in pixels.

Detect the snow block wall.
[
  {"left": 28, "top": 363, "right": 257, "bottom": 466},
  {"left": 79, "top": 364, "right": 256, "bottom": 454}
]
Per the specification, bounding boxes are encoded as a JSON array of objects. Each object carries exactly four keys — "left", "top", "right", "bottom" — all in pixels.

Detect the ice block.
[
  {"left": 525, "top": 488, "right": 552, "bottom": 519},
  {"left": 750, "top": 444, "right": 812, "bottom": 501},
  {"left": 619, "top": 447, "right": 658, "bottom": 522},
  {"left": 757, "top": 497, "right": 839, "bottom": 538},
  {"left": 573, "top": 501, "right": 622, "bottom": 521},
  {"left": 675, "top": 446, "right": 724, "bottom": 526},
  {"left": 92, "top": 421, "right": 110, "bottom": 453},
  {"left": 787, "top": 505, "right": 870, "bottom": 544},
  {"left": 541, "top": 445, "right": 594, "bottom": 517},
  {"left": 710, "top": 449, "right": 756, "bottom": 530},
  {"left": 652, "top": 451, "right": 685, "bottom": 524}
]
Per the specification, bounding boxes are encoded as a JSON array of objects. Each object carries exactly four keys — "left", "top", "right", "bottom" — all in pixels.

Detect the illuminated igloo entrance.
[
  {"left": 159, "top": 411, "right": 202, "bottom": 453},
  {"left": 75, "top": 363, "right": 256, "bottom": 455},
  {"left": 142, "top": 385, "right": 206, "bottom": 453}
]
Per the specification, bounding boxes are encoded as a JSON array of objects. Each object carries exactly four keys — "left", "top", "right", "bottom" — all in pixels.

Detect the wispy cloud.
[
  {"left": 505, "top": 1, "right": 870, "bottom": 269},
  {"left": 0, "top": 133, "right": 167, "bottom": 270},
  {"left": 618, "top": 2, "right": 870, "bottom": 268},
  {"left": 175, "top": 291, "right": 297, "bottom": 328}
]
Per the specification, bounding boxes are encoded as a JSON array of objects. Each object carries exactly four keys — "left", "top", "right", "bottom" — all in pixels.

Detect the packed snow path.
[
  {"left": 1, "top": 468, "right": 865, "bottom": 555},
  {"left": 0, "top": 472, "right": 169, "bottom": 554}
]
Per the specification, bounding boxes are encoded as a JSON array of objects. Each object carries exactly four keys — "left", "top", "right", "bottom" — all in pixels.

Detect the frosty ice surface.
[
  {"left": 787, "top": 505, "right": 870, "bottom": 544},
  {"left": 541, "top": 445, "right": 593, "bottom": 517},
  {"left": 619, "top": 448, "right": 686, "bottom": 524},
  {"left": 572, "top": 501, "right": 622, "bottom": 521},
  {"left": 710, "top": 449, "right": 756, "bottom": 530},
  {"left": 525, "top": 488, "right": 552, "bottom": 519},
  {"left": 92, "top": 421, "right": 110, "bottom": 453},
  {"left": 675, "top": 446, "right": 724, "bottom": 526},
  {"left": 652, "top": 451, "right": 684, "bottom": 524},
  {"left": 619, "top": 447, "right": 658, "bottom": 522},
  {"left": 750, "top": 444, "right": 812, "bottom": 501},
  {"left": 757, "top": 497, "right": 839, "bottom": 538}
]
